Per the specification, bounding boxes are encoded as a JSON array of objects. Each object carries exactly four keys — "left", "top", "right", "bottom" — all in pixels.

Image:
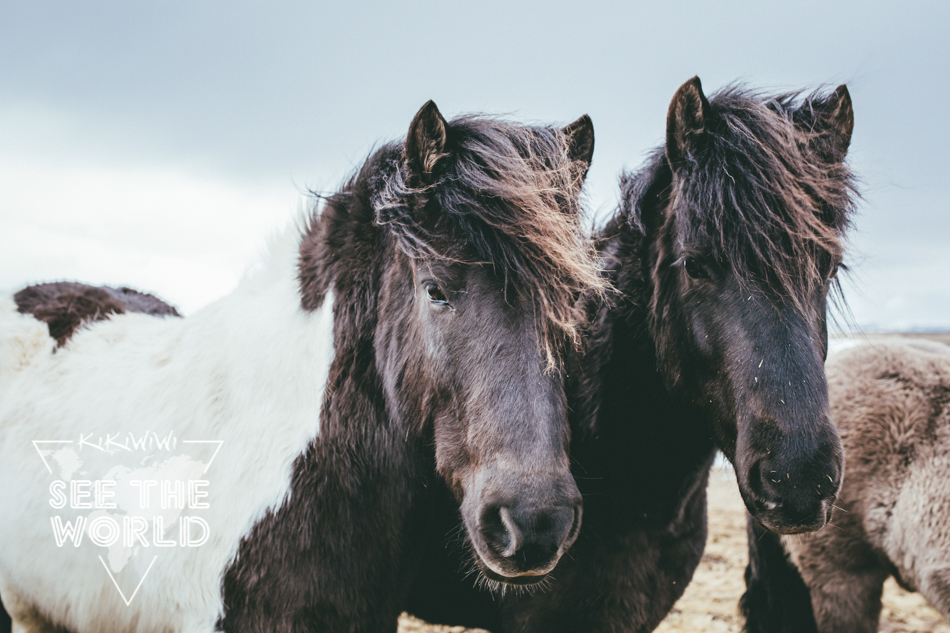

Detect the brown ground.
[{"left": 399, "top": 468, "right": 950, "bottom": 633}]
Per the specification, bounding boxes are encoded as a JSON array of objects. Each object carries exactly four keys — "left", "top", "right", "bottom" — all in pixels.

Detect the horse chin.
[
  {"left": 753, "top": 516, "right": 827, "bottom": 535},
  {"left": 475, "top": 558, "right": 550, "bottom": 586},
  {"left": 748, "top": 500, "right": 832, "bottom": 535}
]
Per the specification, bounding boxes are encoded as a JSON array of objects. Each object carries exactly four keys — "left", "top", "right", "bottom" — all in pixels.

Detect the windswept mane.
[
  {"left": 363, "top": 115, "right": 604, "bottom": 367},
  {"left": 621, "top": 85, "right": 857, "bottom": 307}
]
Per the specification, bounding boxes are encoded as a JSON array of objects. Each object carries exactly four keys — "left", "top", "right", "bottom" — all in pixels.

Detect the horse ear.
[
  {"left": 621, "top": 149, "right": 672, "bottom": 236},
  {"left": 812, "top": 84, "right": 854, "bottom": 159},
  {"left": 406, "top": 100, "right": 449, "bottom": 181},
  {"left": 666, "top": 76, "right": 710, "bottom": 168},
  {"left": 562, "top": 114, "right": 595, "bottom": 178}
]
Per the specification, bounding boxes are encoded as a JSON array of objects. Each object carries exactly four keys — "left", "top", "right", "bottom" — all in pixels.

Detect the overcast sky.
[{"left": 1, "top": 1, "right": 948, "bottom": 331}]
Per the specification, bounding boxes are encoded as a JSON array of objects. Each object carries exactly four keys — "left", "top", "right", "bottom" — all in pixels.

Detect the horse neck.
[
  {"left": 186, "top": 227, "right": 336, "bottom": 429},
  {"left": 217, "top": 211, "right": 433, "bottom": 489},
  {"left": 297, "top": 193, "right": 435, "bottom": 467},
  {"left": 571, "top": 220, "right": 715, "bottom": 520},
  {"left": 294, "top": 196, "right": 438, "bottom": 538}
]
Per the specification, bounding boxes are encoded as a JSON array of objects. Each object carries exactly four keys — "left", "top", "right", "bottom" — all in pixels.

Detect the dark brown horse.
[
  {"left": 0, "top": 102, "right": 600, "bottom": 632},
  {"left": 406, "top": 77, "right": 857, "bottom": 632},
  {"left": 742, "top": 339, "right": 950, "bottom": 633}
]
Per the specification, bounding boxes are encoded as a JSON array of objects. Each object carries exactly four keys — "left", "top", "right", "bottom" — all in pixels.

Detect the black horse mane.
[
  {"left": 307, "top": 114, "right": 604, "bottom": 368},
  {"left": 620, "top": 85, "right": 857, "bottom": 310}
]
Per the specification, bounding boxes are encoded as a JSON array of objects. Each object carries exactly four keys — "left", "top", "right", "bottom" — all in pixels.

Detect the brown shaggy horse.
[{"left": 743, "top": 339, "right": 950, "bottom": 632}]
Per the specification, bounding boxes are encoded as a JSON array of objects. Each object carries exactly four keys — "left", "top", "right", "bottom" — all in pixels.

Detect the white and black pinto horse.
[
  {"left": 405, "top": 77, "right": 858, "bottom": 632},
  {"left": 0, "top": 101, "right": 602, "bottom": 632},
  {"left": 743, "top": 338, "right": 950, "bottom": 633}
]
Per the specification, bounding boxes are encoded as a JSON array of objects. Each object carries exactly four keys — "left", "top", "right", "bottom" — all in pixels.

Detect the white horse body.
[{"left": 0, "top": 229, "right": 335, "bottom": 632}]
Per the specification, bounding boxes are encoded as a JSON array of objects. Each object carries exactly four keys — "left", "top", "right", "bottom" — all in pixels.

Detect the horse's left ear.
[
  {"left": 811, "top": 84, "right": 854, "bottom": 160},
  {"left": 666, "top": 76, "right": 711, "bottom": 168},
  {"left": 562, "top": 114, "right": 595, "bottom": 178},
  {"left": 406, "top": 100, "right": 449, "bottom": 182},
  {"left": 621, "top": 149, "right": 672, "bottom": 236}
]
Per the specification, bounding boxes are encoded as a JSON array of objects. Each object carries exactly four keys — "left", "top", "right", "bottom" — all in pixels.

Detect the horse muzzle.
[
  {"left": 461, "top": 469, "right": 583, "bottom": 584},
  {"left": 747, "top": 495, "right": 835, "bottom": 534},
  {"left": 741, "top": 454, "right": 842, "bottom": 534}
]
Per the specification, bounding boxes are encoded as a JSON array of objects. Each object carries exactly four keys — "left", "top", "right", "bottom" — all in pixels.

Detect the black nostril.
[
  {"left": 498, "top": 507, "right": 522, "bottom": 557},
  {"left": 479, "top": 505, "right": 519, "bottom": 559},
  {"left": 745, "top": 460, "right": 788, "bottom": 515},
  {"left": 748, "top": 460, "right": 786, "bottom": 500},
  {"left": 515, "top": 541, "right": 559, "bottom": 570}
]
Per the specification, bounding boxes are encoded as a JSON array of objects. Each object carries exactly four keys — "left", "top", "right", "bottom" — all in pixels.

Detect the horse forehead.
[
  {"left": 461, "top": 277, "right": 539, "bottom": 325},
  {"left": 438, "top": 264, "right": 532, "bottom": 303},
  {"left": 667, "top": 211, "right": 717, "bottom": 252},
  {"left": 415, "top": 259, "right": 466, "bottom": 286}
]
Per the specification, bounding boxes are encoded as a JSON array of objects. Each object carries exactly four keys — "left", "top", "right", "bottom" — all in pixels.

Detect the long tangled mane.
[
  {"left": 621, "top": 85, "right": 857, "bottom": 309},
  {"left": 370, "top": 114, "right": 605, "bottom": 368}
]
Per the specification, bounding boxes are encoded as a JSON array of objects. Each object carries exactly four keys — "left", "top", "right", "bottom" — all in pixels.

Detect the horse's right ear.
[
  {"left": 666, "top": 76, "right": 710, "bottom": 168},
  {"left": 562, "top": 114, "right": 595, "bottom": 179},
  {"left": 407, "top": 100, "right": 449, "bottom": 182},
  {"left": 813, "top": 84, "right": 855, "bottom": 160}
]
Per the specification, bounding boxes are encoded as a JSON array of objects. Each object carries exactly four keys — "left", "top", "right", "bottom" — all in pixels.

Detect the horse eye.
[
  {"left": 828, "top": 265, "right": 839, "bottom": 280},
  {"left": 424, "top": 282, "right": 449, "bottom": 305},
  {"left": 683, "top": 258, "right": 708, "bottom": 280}
]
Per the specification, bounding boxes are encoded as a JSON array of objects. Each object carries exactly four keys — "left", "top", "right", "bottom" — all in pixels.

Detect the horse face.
[
  {"left": 403, "top": 259, "right": 582, "bottom": 583},
  {"left": 654, "top": 239, "right": 843, "bottom": 534},
  {"left": 372, "top": 101, "right": 596, "bottom": 583},
  {"left": 376, "top": 255, "right": 583, "bottom": 582},
  {"left": 650, "top": 77, "right": 855, "bottom": 534}
]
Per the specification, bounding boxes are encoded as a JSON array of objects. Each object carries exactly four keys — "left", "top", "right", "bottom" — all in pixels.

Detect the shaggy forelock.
[
  {"left": 625, "top": 86, "right": 857, "bottom": 309},
  {"left": 372, "top": 115, "right": 605, "bottom": 368}
]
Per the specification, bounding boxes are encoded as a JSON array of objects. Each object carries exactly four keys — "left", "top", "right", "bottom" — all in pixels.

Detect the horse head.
[
  {"left": 306, "top": 102, "right": 601, "bottom": 583},
  {"left": 626, "top": 77, "right": 855, "bottom": 534}
]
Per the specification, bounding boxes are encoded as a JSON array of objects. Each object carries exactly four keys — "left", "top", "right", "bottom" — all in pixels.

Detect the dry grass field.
[
  {"left": 835, "top": 332, "right": 950, "bottom": 346},
  {"left": 399, "top": 467, "right": 950, "bottom": 633}
]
